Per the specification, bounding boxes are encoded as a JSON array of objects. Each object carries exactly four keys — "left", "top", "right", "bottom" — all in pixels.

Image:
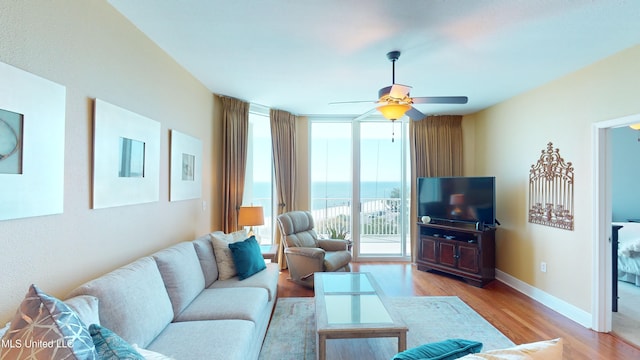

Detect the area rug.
[{"left": 259, "top": 296, "right": 514, "bottom": 360}]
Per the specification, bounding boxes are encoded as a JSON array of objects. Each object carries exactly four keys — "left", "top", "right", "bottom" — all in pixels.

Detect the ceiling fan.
[{"left": 331, "top": 51, "right": 468, "bottom": 121}]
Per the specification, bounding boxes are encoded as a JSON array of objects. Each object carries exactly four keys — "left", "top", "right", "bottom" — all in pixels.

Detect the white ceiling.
[{"left": 108, "top": 0, "right": 640, "bottom": 118}]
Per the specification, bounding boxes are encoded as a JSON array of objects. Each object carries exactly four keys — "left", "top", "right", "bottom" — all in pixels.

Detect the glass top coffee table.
[{"left": 314, "top": 272, "right": 408, "bottom": 360}]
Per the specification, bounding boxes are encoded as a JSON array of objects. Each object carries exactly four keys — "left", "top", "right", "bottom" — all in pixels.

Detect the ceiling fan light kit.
[
  {"left": 377, "top": 103, "right": 411, "bottom": 121},
  {"left": 330, "top": 51, "right": 468, "bottom": 122}
]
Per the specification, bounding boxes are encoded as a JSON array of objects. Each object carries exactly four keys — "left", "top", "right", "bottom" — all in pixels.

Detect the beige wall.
[
  {"left": 0, "top": 1, "right": 220, "bottom": 321},
  {"left": 467, "top": 45, "right": 640, "bottom": 312}
]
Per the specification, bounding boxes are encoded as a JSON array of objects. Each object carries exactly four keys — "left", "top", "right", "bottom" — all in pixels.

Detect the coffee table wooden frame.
[{"left": 314, "top": 272, "right": 408, "bottom": 360}]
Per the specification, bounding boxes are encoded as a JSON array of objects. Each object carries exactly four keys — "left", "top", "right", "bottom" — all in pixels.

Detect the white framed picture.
[
  {"left": 93, "top": 99, "right": 161, "bottom": 209},
  {"left": 0, "top": 61, "right": 65, "bottom": 221},
  {"left": 170, "top": 129, "right": 202, "bottom": 201}
]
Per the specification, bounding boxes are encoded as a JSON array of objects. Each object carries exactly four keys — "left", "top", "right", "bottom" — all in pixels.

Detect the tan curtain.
[
  {"left": 409, "top": 115, "right": 463, "bottom": 261},
  {"left": 270, "top": 109, "right": 296, "bottom": 269},
  {"left": 221, "top": 97, "right": 249, "bottom": 233}
]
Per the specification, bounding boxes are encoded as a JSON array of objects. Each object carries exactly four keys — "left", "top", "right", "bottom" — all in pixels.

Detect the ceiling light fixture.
[
  {"left": 377, "top": 104, "right": 410, "bottom": 121},
  {"left": 629, "top": 123, "right": 640, "bottom": 130}
]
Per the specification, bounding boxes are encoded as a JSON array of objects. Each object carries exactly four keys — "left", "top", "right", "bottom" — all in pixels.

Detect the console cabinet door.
[
  {"left": 438, "top": 242, "right": 457, "bottom": 267},
  {"left": 457, "top": 244, "right": 479, "bottom": 273},
  {"left": 421, "top": 237, "right": 437, "bottom": 263}
]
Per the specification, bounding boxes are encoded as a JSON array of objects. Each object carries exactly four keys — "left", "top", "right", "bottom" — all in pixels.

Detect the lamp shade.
[
  {"left": 377, "top": 104, "right": 410, "bottom": 120},
  {"left": 238, "top": 206, "right": 264, "bottom": 226}
]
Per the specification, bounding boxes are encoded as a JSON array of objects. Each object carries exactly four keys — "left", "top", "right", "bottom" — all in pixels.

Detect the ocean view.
[{"left": 248, "top": 181, "right": 407, "bottom": 215}]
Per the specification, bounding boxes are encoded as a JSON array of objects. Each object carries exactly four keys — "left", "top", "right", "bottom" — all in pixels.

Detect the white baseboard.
[{"left": 495, "top": 269, "right": 592, "bottom": 329}]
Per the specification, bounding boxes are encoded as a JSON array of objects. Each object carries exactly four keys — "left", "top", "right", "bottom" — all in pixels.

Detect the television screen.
[{"left": 418, "top": 176, "right": 496, "bottom": 226}]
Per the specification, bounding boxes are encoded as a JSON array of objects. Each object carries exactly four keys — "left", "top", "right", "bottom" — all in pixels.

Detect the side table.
[{"left": 260, "top": 244, "right": 278, "bottom": 262}]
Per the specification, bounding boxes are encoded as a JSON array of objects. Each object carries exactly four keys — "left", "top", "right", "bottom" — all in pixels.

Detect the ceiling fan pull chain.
[{"left": 391, "top": 120, "right": 395, "bottom": 142}]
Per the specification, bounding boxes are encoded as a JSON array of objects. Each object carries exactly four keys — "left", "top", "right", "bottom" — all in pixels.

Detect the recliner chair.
[{"left": 277, "top": 211, "right": 352, "bottom": 288}]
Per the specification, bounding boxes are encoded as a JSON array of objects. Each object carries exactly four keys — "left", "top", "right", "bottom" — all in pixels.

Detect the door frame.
[{"left": 592, "top": 112, "right": 640, "bottom": 331}]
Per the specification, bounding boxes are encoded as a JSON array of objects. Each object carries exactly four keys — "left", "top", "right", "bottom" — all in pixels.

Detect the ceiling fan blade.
[
  {"left": 329, "top": 100, "right": 376, "bottom": 105},
  {"left": 412, "top": 96, "right": 468, "bottom": 104},
  {"left": 353, "top": 107, "right": 378, "bottom": 121},
  {"left": 406, "top": 107, "right": 425, "bottom": 121},
  {"left": 389, "top": 84, "right": 411, "bottom": 99}
]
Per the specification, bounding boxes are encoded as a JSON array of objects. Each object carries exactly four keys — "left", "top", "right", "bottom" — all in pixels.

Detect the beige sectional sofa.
[{"left": 63, "top": 232, "right": 279, "bottom": 360}]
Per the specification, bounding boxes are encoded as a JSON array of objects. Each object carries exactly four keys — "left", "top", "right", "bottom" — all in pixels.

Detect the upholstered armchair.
[{"left": 277, "top": 211, "right": 352, "bottom": 288}]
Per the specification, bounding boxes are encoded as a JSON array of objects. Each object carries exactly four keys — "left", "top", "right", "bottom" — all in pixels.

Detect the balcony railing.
[{"left": 250, "top": 197, "right": 410, "bottom": 255}]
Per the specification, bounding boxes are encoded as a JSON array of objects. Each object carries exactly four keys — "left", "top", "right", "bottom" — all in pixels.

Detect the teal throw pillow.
[
  {"left": 89, "top": 324, "right": 144, "bottom": 360},
  {"left": 392, "top": 339, "right": 483, "bottom": 360},
  {"left": 228, "top": 235, "right": 267, "bottom": 280}
]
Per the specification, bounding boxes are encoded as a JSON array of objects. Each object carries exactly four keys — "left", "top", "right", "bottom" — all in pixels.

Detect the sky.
[{"left": 248, "top": 114, "right": 410, "bottom": 183}]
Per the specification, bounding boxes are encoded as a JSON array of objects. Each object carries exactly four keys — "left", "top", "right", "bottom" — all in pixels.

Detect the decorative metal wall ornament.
[{"left": 528, "top": 142, "right": 574, "bottom": 230}]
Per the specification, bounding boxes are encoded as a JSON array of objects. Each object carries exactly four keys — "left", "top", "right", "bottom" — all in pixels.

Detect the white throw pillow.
[
  {"left": 211, "top": 230, "right": 248, "bottom": 280},
  {"left": 459, "top": 338, "right": 563, "bottom": 360}
]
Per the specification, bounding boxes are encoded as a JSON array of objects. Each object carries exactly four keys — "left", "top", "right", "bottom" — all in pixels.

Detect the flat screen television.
[{"left": 417, "top": 176, "right": 496, "bottom": 227}]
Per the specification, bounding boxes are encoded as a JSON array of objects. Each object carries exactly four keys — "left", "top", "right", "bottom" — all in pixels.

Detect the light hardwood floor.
[{"left": 276, "top": 262, "right": 640, "bottom": 360}]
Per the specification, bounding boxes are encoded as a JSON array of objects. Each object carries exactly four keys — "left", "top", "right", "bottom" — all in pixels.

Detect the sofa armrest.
[{"left": 318, "top": 239, "right": 350, "bottom": 251}]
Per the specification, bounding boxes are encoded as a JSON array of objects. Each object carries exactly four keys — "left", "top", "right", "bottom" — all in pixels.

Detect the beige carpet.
[
  {"left": 612, "top": 281, "right": 640, "bottom": 346},
  {"left": 259, "top": 296, "right": 514, "bottom": 360}
]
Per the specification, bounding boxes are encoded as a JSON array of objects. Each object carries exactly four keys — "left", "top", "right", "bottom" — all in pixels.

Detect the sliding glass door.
[
  {"left": 356, "top": 121, "right": 410, "bottom": 258},
  {"left": 311, "top": 119, "right": 410, "bottom": 261}
]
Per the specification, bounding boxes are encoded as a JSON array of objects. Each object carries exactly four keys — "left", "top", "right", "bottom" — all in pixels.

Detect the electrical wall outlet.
[{"left": 540, "top": 262, "right": 547, "bottom": 273}]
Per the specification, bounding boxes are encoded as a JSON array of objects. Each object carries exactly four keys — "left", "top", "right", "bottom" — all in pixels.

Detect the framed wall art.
[
  {"left": 93, "top": 99, "right": 161, "bottom": 209},
  {"left": 0, "top": 61, "right": 65, "bottom": 221},
  {"left": 170, "top": 129, "right": 202, "bottom": 201}
]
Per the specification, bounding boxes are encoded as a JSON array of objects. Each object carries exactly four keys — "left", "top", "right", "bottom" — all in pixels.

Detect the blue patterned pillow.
[
  {"left": 89, "top": 324, "right": 144, "bottom": 360},
  {"left": 228, "top": 236, "right": 267, "bottom": 280},
  {"left": 0, "top": 284, "right": 97, "bottom": 359},
  {"left": 393, "top": 339, "right": 483, "bottom": 360}
]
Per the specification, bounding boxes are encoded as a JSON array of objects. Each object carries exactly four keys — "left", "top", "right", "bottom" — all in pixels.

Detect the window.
[{"left": 243, "top": 105, "right": 273, "bottom": 244}]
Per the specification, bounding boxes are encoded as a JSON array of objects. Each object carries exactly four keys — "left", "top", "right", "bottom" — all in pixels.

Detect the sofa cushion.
[
  {"left": 131, "top": 344, "right": 175, "bottom": 360},
  {"left": 1, "top": 284, "right": 97, "bottom": 360},
  {"left": 152, "top": 242, "right": 206, "bottom": 319},
  {"left": 393, "top": 339, "right": 483, "bottom": 360},
  {"left": 211, "top": 230, "right": 247, "bottom": 280},
  {"left": 89, "top": 324, "right": 144, "bottom": 360},
  {"left": 147, "top": 320, "right": 255, "bottom": 360},
  {"left": 64, "top": 295, "right": 100, "bottom": 327},
  {"left": 192, "top": 234, "right": 218, "bottom": 287},
  {"left": 228, "top": 236, "right": 267, "bottom": 280},
  {"left": 459, "top": 338, "right": 563, "bottom": 360},
  {"left": 67, "top": 257, "right": 174, "bottom": 348},
  {"left": 173, "top": 287, "right": 268, "bottom": 323},
  {"left": 208, "top": 263, "right": 279, "bottom": 301}
]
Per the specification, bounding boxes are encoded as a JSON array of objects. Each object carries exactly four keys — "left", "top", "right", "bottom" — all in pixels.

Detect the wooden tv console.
[{"left": 416, "top": 221, "right": 496, "bottom": 287}]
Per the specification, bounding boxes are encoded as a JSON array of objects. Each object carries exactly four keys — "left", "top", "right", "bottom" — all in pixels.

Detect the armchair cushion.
[{"left": 324, "top": 251, "right": 352, "bottom": 272}]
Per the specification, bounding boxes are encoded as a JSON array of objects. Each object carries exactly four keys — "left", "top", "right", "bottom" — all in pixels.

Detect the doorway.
[{"left": 593, "top": 113, "right": 640, "bottom": 345}]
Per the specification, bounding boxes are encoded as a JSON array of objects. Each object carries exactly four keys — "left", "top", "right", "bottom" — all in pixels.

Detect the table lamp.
[{"left": 238, "top": 205, "right": 264, "bottom": 237}]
